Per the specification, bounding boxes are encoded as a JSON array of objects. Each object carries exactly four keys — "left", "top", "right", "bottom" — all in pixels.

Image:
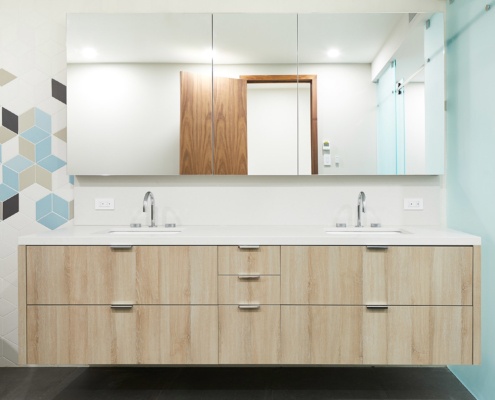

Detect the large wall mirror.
[{"left": 67, "top": 12, "right": 445, "bottom": 176}]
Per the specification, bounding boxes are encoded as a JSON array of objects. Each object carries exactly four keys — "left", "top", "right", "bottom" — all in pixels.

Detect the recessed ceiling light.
[
  {"left": 327, "top": 48, "right": 341, "bottom": 58},
  {"left": 81, "top": 47, "right": 97, "bottom": 59}
]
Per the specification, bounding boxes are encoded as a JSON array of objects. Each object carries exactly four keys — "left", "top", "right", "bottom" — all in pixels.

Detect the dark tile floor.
[{"left": 0, "top": 366, "right": 475, "bottom": 400}]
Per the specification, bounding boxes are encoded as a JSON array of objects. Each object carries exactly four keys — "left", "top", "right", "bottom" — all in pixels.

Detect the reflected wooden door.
[
  {"left": 180, "top": 71, "right": 213, "bottom": 174},
  {"left": 214, "top": 76, "right": 248, "bottom": 175}
]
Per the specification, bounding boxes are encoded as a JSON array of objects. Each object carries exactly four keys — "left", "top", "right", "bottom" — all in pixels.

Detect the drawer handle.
[
  {"left": 110, "top": 304, "right": 134, "bottom": 309},
  {"left": 366, "top": 305, "right": 389, "bottom": 310},
  {"left": 110, "top": 245, "right": 133, "bottom": 250},
  {"left": 238, "top": 275, "right": 261, "bottom": 280},
  {"left": 238, "top": 304, "right": 261, "bottom": 310},
  {"left": 366, "top": 246, "right": 388, "bottom": 250},
  {"left": 238, "top": 245, "right": 260, "bottom": 250}
]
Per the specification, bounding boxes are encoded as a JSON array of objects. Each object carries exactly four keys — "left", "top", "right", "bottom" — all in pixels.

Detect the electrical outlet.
[
  {"left": 404, "top": 198, "right": 423, "bottom": 210},
  {"left": 95, "top": 198, "right": 114, "bottom": 210}
]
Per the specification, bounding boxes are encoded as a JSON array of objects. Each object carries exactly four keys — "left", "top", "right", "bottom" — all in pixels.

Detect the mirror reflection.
[{"left": 66, "top": 12, "right": 444, "bottom": 176}]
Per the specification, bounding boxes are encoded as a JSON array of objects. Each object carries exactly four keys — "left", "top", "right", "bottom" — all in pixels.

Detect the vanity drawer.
[
  {"left": 363, "top": 246, "right": 473, "bottom": 306},
  {"left": 26, "top": 246, "right": 217, "bottom": 305},
  {"left": 218, "top": 246, "right": 280, "bottom": 275},
  {"left": 218, "top": 275, "right": 280, "bottom": 305},
  {"left": 219, "top": 305, "right": 280, "bottom": 364},
  {"left": 26, "top": 305, "right": 218, "bottom": 365}
]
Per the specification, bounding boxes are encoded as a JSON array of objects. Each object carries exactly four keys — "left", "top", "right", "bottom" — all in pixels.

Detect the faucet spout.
[
  {"left": 143, "top": 191, "right": 156, "bottom": 227},
  {"left": 356, "top": 191, "right": 366, "bottom": 228}
]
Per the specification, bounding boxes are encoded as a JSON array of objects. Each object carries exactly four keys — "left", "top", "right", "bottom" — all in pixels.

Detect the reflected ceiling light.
[
  {"left": 81, "top": 47, "right": 97, "bottom": 59},
  {"left": 327, "top": 48, "right": 341, "bottom": 58}
]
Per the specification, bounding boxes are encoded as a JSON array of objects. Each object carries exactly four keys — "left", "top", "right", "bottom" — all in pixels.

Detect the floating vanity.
[{"left": 18, "top": 226, "right": 481, "bottom": 366}]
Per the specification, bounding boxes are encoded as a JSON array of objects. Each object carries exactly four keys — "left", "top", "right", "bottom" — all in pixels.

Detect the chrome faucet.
[
  {"left": 356, "top": 191, "right": 366, "bottom": 228},
  {"left": 143, "top": 191, "right": 156, "bottom": 227}
]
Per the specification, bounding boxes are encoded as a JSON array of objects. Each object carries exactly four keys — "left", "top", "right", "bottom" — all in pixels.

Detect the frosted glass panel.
[
  {"left": 424, "top": 13, "right": 445, "bottom": 174},
  {"left": 376, "top": 61, "right": 397, "bottom": 174}
]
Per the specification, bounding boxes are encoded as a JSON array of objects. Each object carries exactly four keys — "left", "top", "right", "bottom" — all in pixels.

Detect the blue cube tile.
[
  {"left": 20, "top": 126, "right": 50, "bottom": 144},
  {"left": 0, "top": 184, "right": 17, "bottom": 202},
  {"left": 36, "top": 194, "right": 71, "bottom": 227},
  {"left": 37, "top": 155, "right": 66, "bottom": 172},
  {"left": 38, "top": 212, "right": 67, "bottom": 230},
  {"left": 35, "top": 136, "right": 51, "bottom": 162},
  {"left": 53, "top": 195, "right": 69, "bottom": 219},
  {"left": 36, "top": 194, "right": 53, "bottom": 220},
  {"left": 4, "top": 155, "right": 33, "bottom": 172},
  {"left": 69, "top": 175, "right": 75, "bottom": 185},
  {"left": 3, "top": 155, "right": 35, "bottom": 191},
  {"left": 35, "top": 108, "right": 51, "bottom": 133}
]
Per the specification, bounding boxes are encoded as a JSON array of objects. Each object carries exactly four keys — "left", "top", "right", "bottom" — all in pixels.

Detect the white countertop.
[{"left": 18, "top": 225, "right": 481, "bottom": 246}]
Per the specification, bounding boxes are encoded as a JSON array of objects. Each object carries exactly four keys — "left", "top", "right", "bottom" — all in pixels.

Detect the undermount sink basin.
[
  {"left": 326, "top": 228, "right": 405, "bottom": 235},
  {"left": 108, "top": 228, "right": 181, "bottom": 235}
]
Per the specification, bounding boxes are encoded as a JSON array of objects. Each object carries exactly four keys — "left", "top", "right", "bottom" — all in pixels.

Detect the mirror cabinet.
[{"left": 67, "top": 13, "right": 445, "bottom": 176}]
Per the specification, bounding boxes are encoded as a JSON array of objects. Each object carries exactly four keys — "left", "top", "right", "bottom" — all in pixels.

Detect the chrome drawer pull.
[
  {"left": 238, "top": 275, "right": 261, "bottom": 280},
  {"left": 110, "top": 245, "right": 133, "bottom": 250},
  {"left": 238, "top": 304, "right": 261, "bottom": 310},
  {"left": 366, "top": 246, "right": 388, "bottom": 250},
  {"left": 238, "top": 245, "right": 260, "bottom": 250},
  {"left": 110, "top": 304, "right": 134, "bottom": 309},
  {"left": 366, "top": 305, "right": 389, "bottom": 310}
]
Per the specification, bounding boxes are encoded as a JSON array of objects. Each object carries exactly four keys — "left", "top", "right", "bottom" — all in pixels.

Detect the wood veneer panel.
[
  {"left": 281, "top": 306, "right": 363, "bottom": 364},
  {"left": 18, "top": 246, "right": 27, "bottom": 365},
  {"left": 473, "top": 245, "right": 481, "bottom": 364},
  {"left": 363, "top": 306, "right": 472, "bottom": 365},
  {"left": 213, "top": 76, "right": 247, "bottom": 175},
  {"left": 218, "top": 246, "right": 280, "bottom": 275},
  {"left": 136, "top": 246, "right": 217, "bottom": 304},
  {"left": 27, "top": 246, "right": 136, "bottom": 305},
  {"left": 363, "top": 246, "right": 473, "bottom": 306},
  {"left": 281, "top": 246, "right": 363, "bottom": 305},
  {"left": 180, "top": 71, "right": 213, "bottom": 175},
  {"left": 219, "top": 305, "right": 280, "bottom": 364}
]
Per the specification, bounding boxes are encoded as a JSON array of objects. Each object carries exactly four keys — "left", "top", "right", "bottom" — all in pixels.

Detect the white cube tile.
[
  {"left": 21, "top": 182, "right": 51, "bottom": 201},
  {"left": 51, "top": 136, "right": 67, "bottom": 161},
  {"left": 51, "top": 108, "right": 66, "bottom": 134},
  {"left": 4, "top": 270, "right": 17, "bottom": 287},
  {"left": 1, "top": 135, "right": 19, "bottom": 162},
  {"left": 0, "top": 299, "right": 15, "bottom": 318},
  {"left": 8, "top": 80, "right": 36, "bottom": 115},
  {"left": 2, "top": 337, "right": 18, "bottom": 363},
  {"left": 38, "top": 39, "right": 64, "bottom": 58},
  {"left": 19, "top": 68, "right": 49, "bottom": 86},
  {"left": 54, "top": 185, "right": 74, "bottom": 202},
  {"left": 38, "top": 96, "right": 65, "bottom": 115},
  {"left": 4, "top": 39, "right": 32, "bottom": 59},
  {"left": 51, "top": 51, "right": 66, "bottom": 76},
  {"left": 0, "top": 223, "right": 18, "bottom": 250},
  {"left": 33, "top": 77, "right": 51, "bottom": 104},
  {"left": 1, "top": 309, "right": 17, "bottom": 336},
  {"left": 4, "top": 327, "right": 18, "bottom": 346},
  {"left": 18, "top": 220, "right": 50, "bottom": 236},
  {"left": 53, "top": 68, "right": 67, "bottom": 86},
  {"left": 19, "top": 193, "right": 36, "bottom": 220},
  {"left": 34, "top": 49, "right": 52, "bottom": 76},
  {"left": 0, "top": 243, "right": 15, "bottom": 260},
  {"left": 0, "top": 253, "right": 17, "bottom": 279},
  {"left": 0, "top": 356, "right": 16, "bottom": 367},
  {"left": 13, "top": 50, "right": 36, "bottom": 76},
  {"left": 0, "top": 77, "right": 20, "bottom": 104},
  {"left": 4, "top": 211, "right": 32, "bottom": 230}
]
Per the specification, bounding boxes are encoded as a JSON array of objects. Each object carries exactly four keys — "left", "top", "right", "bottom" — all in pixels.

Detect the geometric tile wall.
[{"left": 0, "top": 6, "right": 74, "bottom": 367}]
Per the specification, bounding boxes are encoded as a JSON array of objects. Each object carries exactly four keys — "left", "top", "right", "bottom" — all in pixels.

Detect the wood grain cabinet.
[
  {"left": 19, "top": 244, "right": 479, "bottom": 366},
  {"left": 218, "top": 246, "right": 281, "bottom": 364},
  {"left": 280, "top": 245, "right": 480, "bottom": 365},
  {"left": 22, "top": 245, "right": 218, "bottom": 365}
]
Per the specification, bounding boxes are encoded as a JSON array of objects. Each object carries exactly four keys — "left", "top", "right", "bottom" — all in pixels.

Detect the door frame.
[{"left": 240, "top": 74, "right": 318, "bottom": 175}]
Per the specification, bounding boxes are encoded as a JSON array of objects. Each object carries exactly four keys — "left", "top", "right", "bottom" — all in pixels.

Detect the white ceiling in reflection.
[{"left": 67, "top": 13, "right": 426, "bottom": 80}]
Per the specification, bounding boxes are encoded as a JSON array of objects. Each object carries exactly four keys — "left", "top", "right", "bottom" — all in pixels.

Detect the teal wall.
[{"left": 446, "top": 1, "right": 495, "bottom": 399}]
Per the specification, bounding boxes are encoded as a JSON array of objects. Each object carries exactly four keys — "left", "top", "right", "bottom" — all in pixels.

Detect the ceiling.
[{"left": 67, "top": 13, "right": 427, "bottom": 81}]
